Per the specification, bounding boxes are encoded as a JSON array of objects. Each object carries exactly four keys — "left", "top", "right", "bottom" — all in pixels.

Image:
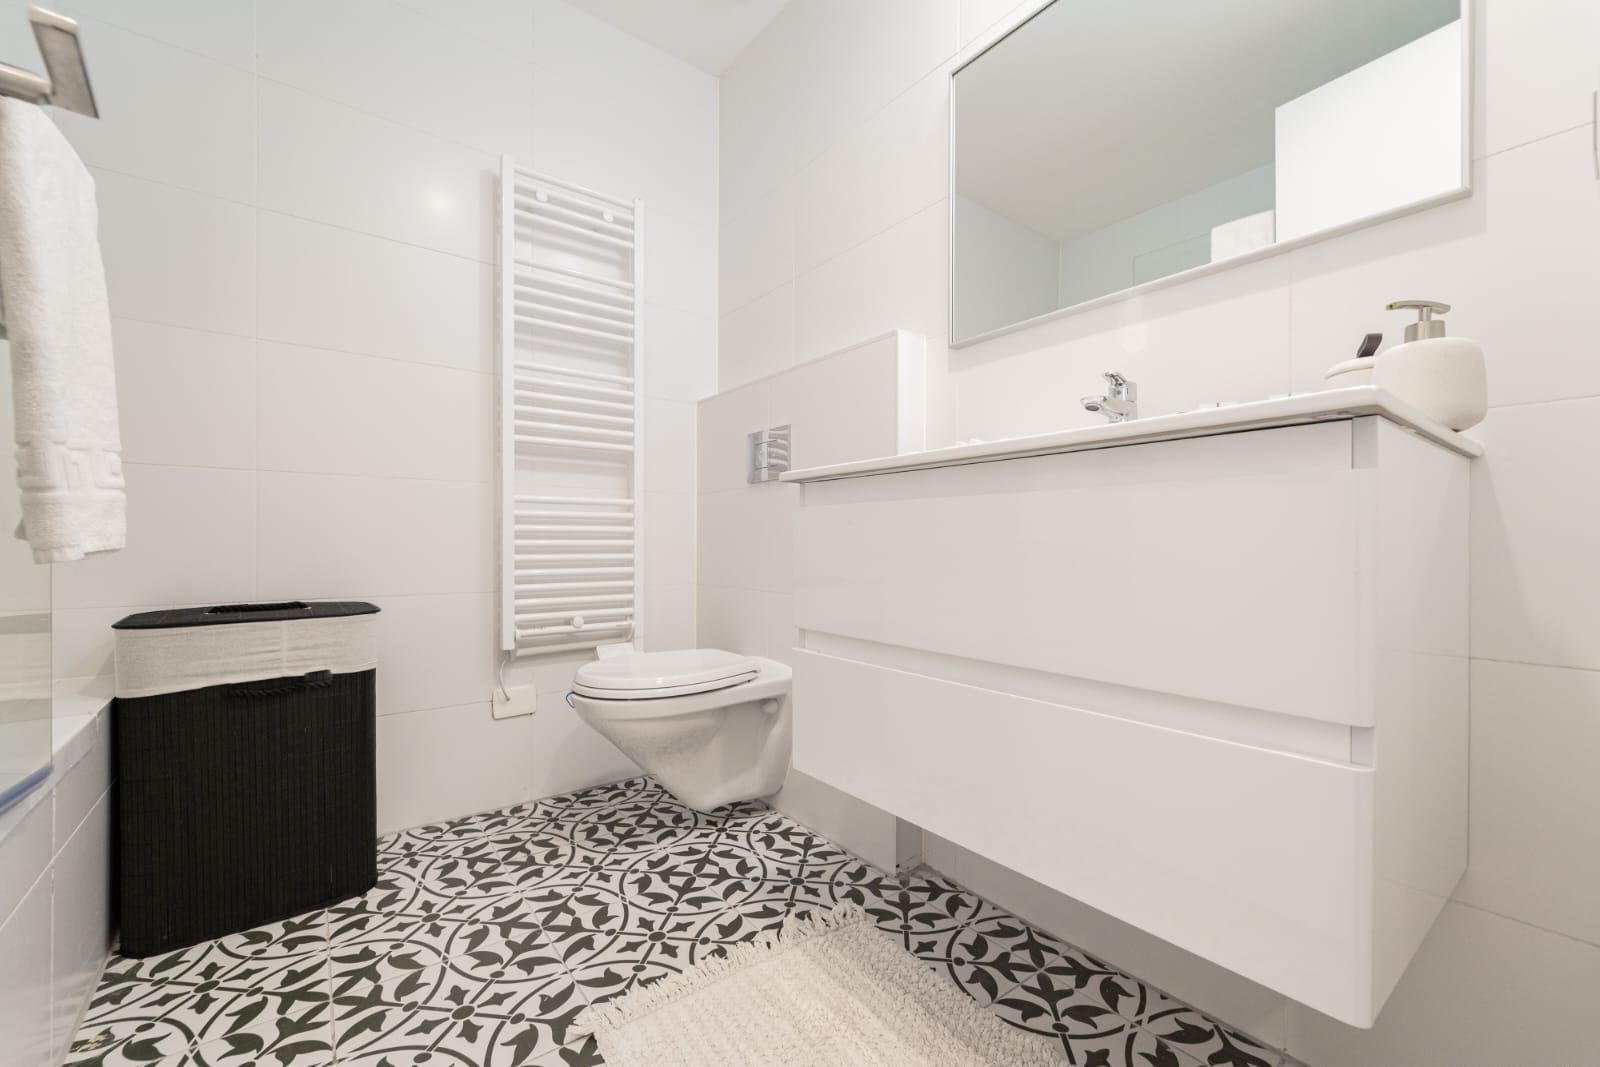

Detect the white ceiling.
[
  {"left": 564, "top": 0, "right": 790, "bottom": 74},
  {"left": 954, "top": 0, "right": 1460, "bottom": 243}
]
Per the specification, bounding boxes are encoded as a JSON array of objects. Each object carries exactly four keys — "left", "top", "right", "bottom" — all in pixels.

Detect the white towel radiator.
[{"left": 498, "top": 159, "right": 643, "bottom": 657}]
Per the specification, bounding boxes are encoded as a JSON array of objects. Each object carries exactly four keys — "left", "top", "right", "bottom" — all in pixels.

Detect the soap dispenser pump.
[{"left": 1374, "top": 299, "right": 1486, "bottom": 430}]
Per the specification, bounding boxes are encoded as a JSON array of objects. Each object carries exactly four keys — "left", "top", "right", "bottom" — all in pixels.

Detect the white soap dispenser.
[{"left": 1374, "top": 300, "right": 1486, "bottom": 430}]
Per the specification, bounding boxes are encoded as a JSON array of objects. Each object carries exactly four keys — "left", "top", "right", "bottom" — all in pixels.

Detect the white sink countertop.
[{"left": 782, "top": 386, "right": 1483, "bottom": 483}]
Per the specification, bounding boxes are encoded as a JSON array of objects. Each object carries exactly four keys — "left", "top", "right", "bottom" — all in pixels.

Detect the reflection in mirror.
[
  {"left": 951, "top": 0, "right": 1467, "bottom": 344},
  {"left": 0, "top": 337, "right": 52, "bottom": 814}
]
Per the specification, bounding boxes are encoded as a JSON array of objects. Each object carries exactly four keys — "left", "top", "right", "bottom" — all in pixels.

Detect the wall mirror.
[{"left": 950, "top": 0, "right": 1470, "bottom": 345}]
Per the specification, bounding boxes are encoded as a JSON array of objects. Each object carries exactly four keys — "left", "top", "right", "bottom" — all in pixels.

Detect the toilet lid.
[{"left": 573, "top": 649, "right": 760, "bottom": 699}]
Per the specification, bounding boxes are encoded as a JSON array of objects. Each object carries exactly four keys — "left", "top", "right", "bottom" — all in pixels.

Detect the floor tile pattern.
[{"left": 67, "top": 777, "right": 1293, "bottom": 1066}]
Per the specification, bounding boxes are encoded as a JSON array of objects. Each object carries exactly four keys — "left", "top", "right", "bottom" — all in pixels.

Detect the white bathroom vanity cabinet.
[{"left": 784, "top": 388, "right": 1479, "bottom": 1027}]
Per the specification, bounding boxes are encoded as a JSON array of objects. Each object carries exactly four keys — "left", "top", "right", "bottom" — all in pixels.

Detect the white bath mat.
[{"left": 579, "top": 904, "right": 1064, "bottom": 1065}]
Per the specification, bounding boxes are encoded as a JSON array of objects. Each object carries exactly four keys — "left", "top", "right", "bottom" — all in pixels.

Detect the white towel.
[{"left": 0, "top": 97, "right": 124, "bottom": 563}]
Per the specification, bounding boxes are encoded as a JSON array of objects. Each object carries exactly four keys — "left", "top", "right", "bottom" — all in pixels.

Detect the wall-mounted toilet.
[{"left": 569, "top": 649, "right": 792, "bottom": 812}]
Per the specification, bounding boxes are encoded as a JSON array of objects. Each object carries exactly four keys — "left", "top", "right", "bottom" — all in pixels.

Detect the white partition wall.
[{"left": 696, "top": 331, "right": 926, "bottom": 871}]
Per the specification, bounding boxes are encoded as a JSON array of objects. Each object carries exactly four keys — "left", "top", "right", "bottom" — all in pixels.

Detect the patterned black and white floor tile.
[{"left": 67, "top": 776, "right": 1295, "bottom": 1067}]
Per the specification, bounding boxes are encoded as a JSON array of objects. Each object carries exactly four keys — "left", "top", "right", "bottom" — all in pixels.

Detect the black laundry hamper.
[{"left": 112, "top": 601, "right": 381, "bottom": 957}]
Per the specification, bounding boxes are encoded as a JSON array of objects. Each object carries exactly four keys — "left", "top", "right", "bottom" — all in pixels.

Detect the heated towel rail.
[{"left": 498, "top": 159, "right": 643, "bottom": 657}]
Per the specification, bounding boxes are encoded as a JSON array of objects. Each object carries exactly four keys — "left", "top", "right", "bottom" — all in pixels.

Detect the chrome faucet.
[{"left": 1081, "top": 371, "right": 1138, "bottom": 422}]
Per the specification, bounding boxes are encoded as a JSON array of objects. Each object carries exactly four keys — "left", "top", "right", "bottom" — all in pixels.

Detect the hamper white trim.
[{"left": 114, "top": 614, "right": 378, "bottom": 699}]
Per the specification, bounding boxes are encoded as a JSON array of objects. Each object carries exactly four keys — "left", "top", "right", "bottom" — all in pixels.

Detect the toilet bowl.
[{"left": 569, "top": 649, "right": 792, "bottom": 812}]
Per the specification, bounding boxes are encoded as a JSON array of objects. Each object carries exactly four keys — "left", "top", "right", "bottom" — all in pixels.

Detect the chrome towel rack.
[
  {"left": 0, "top": 6, "right": 98, "bottom": 117},
  {"left": 498, "top": 160, "right": 644, "bottom": 657}
]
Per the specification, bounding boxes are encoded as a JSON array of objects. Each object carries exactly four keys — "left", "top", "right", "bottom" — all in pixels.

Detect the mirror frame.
[{"left": 947, "top": 0, "right": 1474, "bottom": 349}]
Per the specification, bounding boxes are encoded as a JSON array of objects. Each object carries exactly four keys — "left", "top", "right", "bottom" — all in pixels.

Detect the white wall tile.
[
  {"left": 922, "top": 333, "right": 960, "bottom": 449},
  {"left": 59, "top": 0, "right": 256, "bottom": 69},
  {"left": 643, "top": 491, "right": 694, "bottom": 588},
  {"left": 34, "top": 21, "right": 255, "bottom": 201},
  {"left": 794, "top": 200, "right": 947, "bottom": 364},
  {"left": 642, "top": 303, "right": 717, "bottom": 403},
  {"left": 376, "top": 702, "right": 534, "bottom": 833},
  {"left": 257, "top": 342, "right": 488, "bottom": 481},
  {"left": 642, "top": 584, "right": 695, "bottom": 653},
  {"left": 695, "top": 584, "right": 768, "bottom": 659},
  {"left": 776, "top": 334, "right": 905, "bottom": 470},
  {"left": 1457, "top": 660, "right": 1600, "bottom": 944},
  {"left": 697, "top": 489, "right": 766, "bottom": 593},
  {"left": 1285, "top": 903, "right": 1600, "bottom": 1066},
  {"left": 93, "top": 171, "right": 255, "bottom": 336},
  {"left": 1471, "top": 399, "right": 1600, "bottom": 671},
  {"left": 499, "top": 647, "right": 596, "bottom": 700},
  {"left": 718, "top": 3, "right": 800, "bottom": 228},
  {"left": 645, "top": 210, "right": 718, "bottom": 316},
  {"left": 643, "top": 399, "right": 696, "bottom": 494},
  {"left": 759, "top": 488, "right": 795, "bottom": 595},
  {"left": 368, "top": 593, "right": 494, "bottom": 717},
  {"left": 376, "top": 700, "right": 634, "bottom": 834},
  {"left": 257, "top": 212, "right": 493, "bottom": 373},
  {"left": 49, "top": 607, "right": 126, "bottom": 683},
  {"left": 953, "top": 256, "right": 1291, "bottom": 442},
  {"left": 52, "top": 464, "right": 256, "bottom": 610},
  {"left": 790, "top": 0, "right": 960, "bottom": 168},
  {"left": 720, "top": 187, "right": 795, "bottom": 316},
  {"left": 764, "top": 591, "right": 797, "bottom": 665},
  {"left": 1474, "top": 0, "right": 1600, "bottom": 158},
  {"left": 393, "top": 0, "right": 534, "bottom": 57},
  {"left": 958, "top": 0, "right": 1050, "bottom": 50},
  {"left": 523, "top": 701, "right": 639, "bottom": 810},
  {"left": 528, "top": 0, "right": 719, "bottom": 224},
  {"left": 719, "top": 284, "right": 795, "bottom": 389},
  {"left": 257, "top": 0, "right": 533, "bottom": 159},
  {"left": 794, "top": 67, "right": 949, "bottom": 275},
  {"left": 258, "top": 81, "right": 497, "bottom": 262},
  {"left": 1287, "top": 128, "right": 1600, "bottom": 408},
  {"left": 256, "top": 473, "right": 489, "bottom": 599},
  {"left": 697, "top": 378, "right": 770, "bottom": 495},
  {"left": 0, "top": 876, "right": 53, "bottom": 1067},
  {"left": 112, "top": 320, "right": 256, "bottom": 470}
]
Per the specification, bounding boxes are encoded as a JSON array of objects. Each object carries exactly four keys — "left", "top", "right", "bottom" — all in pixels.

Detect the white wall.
[
  {"left": 0, "top": 0, "right": 719, "bottom": 834},
  {"left": 696, "top": 332, "right": 924, "bottom": 871},
  {"left": 718, "top": 0, "right": 1600, "bottom": 1062}
]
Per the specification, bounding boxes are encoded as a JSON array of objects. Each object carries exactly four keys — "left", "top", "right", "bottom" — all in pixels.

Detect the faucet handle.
[{"left": 1103, "top": 371, "right": 1135, "bottom": 399}]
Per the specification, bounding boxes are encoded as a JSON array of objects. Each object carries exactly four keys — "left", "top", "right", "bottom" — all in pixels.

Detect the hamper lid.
[{"left": 113, "top": 601, "right": 380, "bottom": 629}]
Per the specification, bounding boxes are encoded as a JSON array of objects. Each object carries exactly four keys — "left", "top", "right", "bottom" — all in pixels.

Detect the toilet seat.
[{"left": 573, "top": 649, "right": 759, "bottom": 700}]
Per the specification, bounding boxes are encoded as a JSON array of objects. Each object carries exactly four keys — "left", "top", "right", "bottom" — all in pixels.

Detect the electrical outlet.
[{"left": 492, "top": 685, "right": 537, "bottom": 720}]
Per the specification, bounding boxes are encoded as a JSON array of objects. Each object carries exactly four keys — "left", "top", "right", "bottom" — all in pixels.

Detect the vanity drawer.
[
  {"left": 791, "top": 648, "right": 1378, "bottom": 1024},
  {"left": 795, "top": 429, "right": 1375, "bottom": 725}
]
